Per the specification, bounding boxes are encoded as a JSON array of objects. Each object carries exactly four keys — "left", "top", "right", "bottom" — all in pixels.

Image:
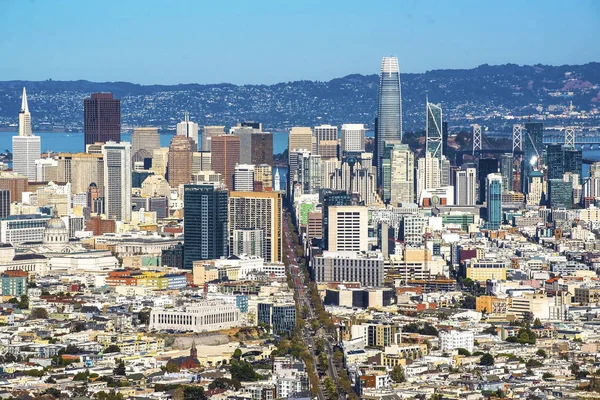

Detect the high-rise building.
[
  {"left": 442, "top": 121, "right": 449, "bottom": 158},
  {"left": 234, "top": 164, "right": 255, "bottom": 191},
  {"left": 84, "top": 93, "right": 120, "bottom": 147},
  {"left": 176, "top": 112, "right": 199, "bottom": 149},
  {"left": 201, "top": 126, "right": 225, "bottom": 152},
  {"left": 211, "top": 135, "right": 241, "bottom": 189},
  {"left": 0, "top": 173, "right": 28, "bottom": 203},
  {"left": 522, "top": 122, "right": 544, "bottom": 193},
  {"left": 314, "top": 125, "right": 338, "bottom": 157},
  {"left": 183, "top": 184, "right": 229, "bottom": 269},
  {"left": 389, "top": 144, "right": 414, "bottom": 205},
  {"left": 548, "top": 179, "right": 573, "bottom": 209},
  {"left": 0, "top": 190, "right": 9, "bottom": 219},
  {"left": 12, "top": 88, "right": 40, "bottom": 181},
  {"left": 527, "top": 171, "right": 544, "bottom": 206},
  {"left": 288, "top": 127, "right": 313, "bottom": 152},
  {"left": 341, "top": 124, "right": 365, "bottom": 153},
  {"left": 455, "top": 168, "right": 477, "bottom": 206},
  {"left": 254, "top": 164, "right": 272, "bottom": 192},
  {"left": 500, "top": 153, "right": 513, "bottom": 192},
  {"left": 250, "top": 132, "right": 273, "bottom": 166},
  {"left": 151, "top": 148, "right": 169, "bottom": 177},
  {"left": 547, "top": 144, "right": 582, "bottom": 182},
  {"left": 327, "top": 205, "right": 368, "bottom": 252},
  {"left": 417, "top": 152, "right": 441, "bottom": 200},
  {"left": 167, "top": 135, "right": 194, "bottom": 188},
  {"left": 426, "top": 102, "right": 443, "bottom": 159},
  {"left": 232, "top": 228, "right": 264, "bottom": 259},
  {"left": 321, "top": 190, "right": 361, "bottom": 250},
  {"left": 102, "top": 142, "right": 131, "bottom": 222},
  {"left": 375, "top": 56, "right": 402, "bottom": 177},
  {"left": 18, "top": 88, "right": 32, "bottom": 137},
  {"left": 478, "top": 158, "right": 499, "bottom": 203},
  {"left": 485, "top": 173, "right": 503, "bottom": 230},
  {"left": 132, "top": 127, "right": 160, "bottom": 157},
  {"left": 57, "top": 152, "right": 105, "bottom": 195}
]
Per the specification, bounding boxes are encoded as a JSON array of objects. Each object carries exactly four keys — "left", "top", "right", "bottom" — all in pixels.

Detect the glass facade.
[
  {"left": 426, "top": 102, "right": 443, "bottom": 158},
  {"left": 375, "top": 57, "right": 402, "bottom": 184},
  {"left": 522, "top": 122, "right": 544, "bottom": 193},
  {"left": 486, "top": 174, "right": 502, "bottom": 230},
  {"left": 183, "top": 184, "right": 228, "bottom": 269},
  {"left": 548, "top": 179, "right": 573, "bottom": 209}
]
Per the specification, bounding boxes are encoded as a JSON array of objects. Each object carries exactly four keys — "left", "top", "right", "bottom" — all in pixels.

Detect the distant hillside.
[{"left": 0, "top": 63, "right": 598, "bottom": 132}]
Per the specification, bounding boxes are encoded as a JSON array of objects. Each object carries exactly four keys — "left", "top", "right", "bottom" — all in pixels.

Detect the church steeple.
[{"left": 190, "top": 340, "right": 197, "bottom": 358}]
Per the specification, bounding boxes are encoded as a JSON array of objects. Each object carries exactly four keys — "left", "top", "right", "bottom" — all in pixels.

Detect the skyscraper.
[
  {"left": 201, "top": 126, "right": 225, "bottom": 152},
  {"left": 341, "top": 124, "right": 366, "bottom": 153},
  {"left": 12, "top": 88, "right": 40, "bottom": 181},
  {"left": 211, "top": 135, "right": 241, "bottom": 190},
  {"left": 288, "top": 127, "right": 313, "bottom": 152},
  {"left": 176, "top": 112, "right": 199, "bottom": 149},
  {"left": 455, "top": 168, "right": 477, "bottom": 206},
  {"left": 547, "top": 144, "right": 582, "bottom": 182},
  {"left": 375, "top": 56, "right": 402, "bottom": 177},
  {"left": 314, "top": 125, "right": 338, "bottom": 157},
  {"left": 132, "top": 127, "right": 160, "bottom": 156},
  {"left": 417, "top": 152, "right": 441, "bottom": 200},
  {"left": 167, "top": 136, "right": 194, "bottom": 188},
  {"left": 426, "top": 102, "right": 443, "bottom": 159},
  {"left": 500, "top": 153, "right": 513, "bottom": 192},
  {"left": 389, "top": 144, "right": 414, "bottom": 205},
  {"left": 548, "top": 179, "right": 573, "bottom": 209},
  {"left": 486, "top": 173, "right": 503, "bottom": 230},
  {"left": 84, "top": 93, "right": 121, "bottom": 147},
  {"left": 183, "top": 184, "right": 229, "bottom": 269},
  {"left": 102, "top": 142, "right": 131, "bottom": 221},
  {"left": 522, "top": 122, "right": 544, "bottom": 193},
  {"left": 234, "top": 164, "right": 255, "bottom": 191},
  {"left": 478, "top": 158, "right": 499, "bottom": 203}
]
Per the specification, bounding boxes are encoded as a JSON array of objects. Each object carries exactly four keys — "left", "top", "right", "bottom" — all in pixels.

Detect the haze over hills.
[{"left": 0, "top": 62, "right": 598, "bottom": 133}]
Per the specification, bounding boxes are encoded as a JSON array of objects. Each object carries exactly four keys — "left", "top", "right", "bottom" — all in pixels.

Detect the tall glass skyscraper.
[
  {"left": 375, "top": 56, "right": 402, "bottom": 183},
  {"left": 486, "top": 174, "right": 503, "bottom": 230}
]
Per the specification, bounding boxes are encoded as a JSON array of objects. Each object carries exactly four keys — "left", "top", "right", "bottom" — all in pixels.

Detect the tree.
[
  {"left": 95, "top": 391, "right": 125, "bottom": 400},
  {"left": 73, "top": 371, "right": 89, "bottom": 381},
  {"left": 229, "top": 360, "right": 262, "bottom": 382},
  {"left": 137, "top": 309, "right": 151, "bottom": 325},
  {"left": 105, "top": 345, "right": 121, "bottom": 353},
  {"left": 113, "top": 361, "right": 126, "bottom": 376},
  {"left": 533, "top": 318, "right": 543, "bottom": 328},
  {"left": 522, "top": 311, "right": 534, "bottom": 325},
  {"left": 542, "top": 372, "right": 554, "bottom": 381},
  {"left": 390, "top": 365, "right": 406, "bottom": 383},
  {"left": 208, "top": 377, "right": 241, "bottom": 391},
  {"left": 479, "top": 353, "right": 495, "bottom": 366},
  {"left": 165, "top": 360, "right": 181, "bottom": 373},
  {"left": 232, "top": 348, "right": 242, "bottom": 361},
  {"left": 457, "top": 348, "right": 471, "bottom": 357},
  {"left": 63, "top": 344, "right": 81, "bottom": 355},
  {"left": 18, "top": 294, "right": 29, "bottom": 309},
  {"left": 31, "top": 307, "right": 49, "bottom": 319},
  {"left": 536, "top": 349, "right": 547, "bottom": 358},
  {"left": 482, "top": 325, "right": 498, "bottom": 336},
  {"left": 183, "top": 386, "right": 207, "bottom": 400}
]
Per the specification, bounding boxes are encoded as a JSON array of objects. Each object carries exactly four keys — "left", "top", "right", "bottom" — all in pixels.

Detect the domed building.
[{"left": 43, "top": 211, "right": 69, "bottom": 249}]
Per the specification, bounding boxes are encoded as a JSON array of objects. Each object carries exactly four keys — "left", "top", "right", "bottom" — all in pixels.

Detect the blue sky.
[{"left": 0, "top": 0, "right": 598, "bottom": 85}]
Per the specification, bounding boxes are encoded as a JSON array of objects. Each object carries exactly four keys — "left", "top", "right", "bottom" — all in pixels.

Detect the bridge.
[{"left": 543, "top": 134, "right": 600, "bottom": 149}]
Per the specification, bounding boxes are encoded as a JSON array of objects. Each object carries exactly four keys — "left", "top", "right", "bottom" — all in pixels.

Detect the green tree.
[
  {"left": 479, "top": 353, "right": 495, "bottom": 366},
  {"left": 183, "top": 386, "right": 207, "bottom": 400},
  {"left": 232, "top": 348, "right": 242, "bottom": 361},
  {"left": 30, "top": 307, "right": 49, "bottom": 319},
  {"left": 533, "top": 318, "right": 543, "bottom": 328},
  {"left": 165, "top": 360, "right": 181, "bottom": 373},
  {"left": 457, "top": 348, "right": 471, "bottom": 357},
  {"left": 208, "top": 377, "right": 241, "bottom": 390},
  {"left": 104, "top": 344, "right": 121, "bottom": 353},
  {"left": 229, "top": 360, "right": 262, "bottom": 382},
  {"left": 18, "top": 294, "right": 29, "bottom": 309},
  {"left": 482, "top": 325, "right": 498, "bottom": 336},
  {"left": 138, "top": 309, "right": 151, "bottom": 325},
  {"left": 536, "top": 349, "right": 547, "bottom": 358},
  {"left": 95, "top": 391, "right": 125, "bottom": 400},
  {"left": 113, "top": 361, "right": 126, "bottom": 376},
  {"left": 542, "top": 372, "right": 554, "bottom": 381},
  {"left": 73, "top": 371, "right": 89, "bottom": 381},
  {"left": 390, "top": 365, "right": 406, "bottom": 383}
]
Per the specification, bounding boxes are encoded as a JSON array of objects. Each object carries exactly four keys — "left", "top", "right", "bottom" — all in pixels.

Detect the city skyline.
[{"left": 0, "top": 0, "right": 598, "bottom": 85}]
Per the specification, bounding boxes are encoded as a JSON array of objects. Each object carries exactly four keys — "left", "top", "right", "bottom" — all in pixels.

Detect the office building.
[
  {"left": 417, "top": 152, "right": 441, "bottom": 200},
  {"left": 258, "top": 301, "right": 296, "bottom": 335},
  {"left": 0, "top": 214, "right": 50, "bottom": 245},
  {"left": 84, "top": 93, "right": 120, "bottom": 147},
  {"left": 426, "top": 102, "right": 443, "bottom": 159},
  {"left": 176, "top": 112, "right": 199, "bottom": 149},
  {"left": 102, "top": 142, "right": 132, "bottom": 222},
  {"left": 341, "top": 124, "right": 365, "bottom": 153},
  {"left": 232, "top": 228, "right": 264, "bottom": 258},
  {"left": 548, "top": 179, "right": 573, "bottom": 209},
  {"left": 201, "top": 126, "right": 225, "bottom": 152},
  {"left": 183, "top": 184, "right": 228, "bottom": 268},
  {"left": 0, "top": 190, "right": 9, "bottom": 219},
  {"left": 288, "top": 127, "right": 313, "bottom": 152},
  {"left": 547, "top": 144, "right": 582, "bottom": 182},
  {"left": 314, "top": 125, "right": 338, "bottom": 157},
  {"left": 12, "top": 88, "right": 40, "bottom": 181},
  {"left": 228, "top": 191, "right": 282, "bottom": 263},
  {"left": 254, "top": 164, "right": 272, "bottom": 191},
  {"left": 57, "top": 152, "right": 104, "bottom": 195},
  {"left": 35, "top": 158, "right": 58, "bottom": 182},
  {"left": 327, "top": 206, "right": 368, "bottom": 252},
  {"left": 313, "top": 251, "right": 384, "bottom": 287},
  {"left": 167, "top": 135, "right": 194, "bottom": 188},
  {"left": 500, "top": 153, "right": 513, "bottom": 192},
  {"left": 251, "top": 132, "right": 274, "bottom": 166},
  {"left": 150, "top": 148, "right": 169, "bottom": 177},
  {"left": 442, "top": 121, "right": 449, "bottom": 157},
  {"left": 234, "top": 164, "right": 255, "bottom": 191},
  {"left": 389, "top": 144, "right": 414, "bottom": 205},
  {"left": 478, "top": 158, "right": 498, "bottom": 203},
  {"left": 486, "top": 173, "right": 502, "bottom": 230},
  {"left": 211, "top": 135, "right": 240, "bottom": 189},
  {"left": 375, "top": 57, "right": 402, "bottom": 174},
  {"left": 132, "top": 127, "right": 160, "bottom": 156},
  {"left": 522, "top": 122, "right": 543, "bottom": 193},
  {"left": 455, "top": 168, "right": 477, "bottom": 206},
  {"left": 527, "top": 171, "right": 545, "bottom": 206},
  {"left": 321, "top": 190, "right": 361, "bottom": 250},
  {"left": 0, "top": 173, "right": 27, "bottom": 203},
  {"left": 463, "top": 259, "right": 507, "bottom": 282}
]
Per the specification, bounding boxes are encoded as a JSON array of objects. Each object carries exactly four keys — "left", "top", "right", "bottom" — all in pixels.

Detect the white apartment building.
[
  {"left": 340, "top": 124, "right": 365, "bottom": 153},
  {"left": 439, "top": 330, "right": 474, "bottom": 353},
  {"left": 327, "top": 206, "right": 368, "bottom": 252},
  {"left": 234, "top": 164, "right": 255, "bottom": 191}
]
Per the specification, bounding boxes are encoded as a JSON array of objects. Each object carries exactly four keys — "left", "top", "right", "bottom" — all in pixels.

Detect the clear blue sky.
[{"left": 0, "top": 0, "right": 598, "bottom": 85}]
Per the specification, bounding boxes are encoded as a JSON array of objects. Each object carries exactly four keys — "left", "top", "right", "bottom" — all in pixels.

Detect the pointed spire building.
[{"left": 13, "top": 87, "right": 40, "bottom": 180}]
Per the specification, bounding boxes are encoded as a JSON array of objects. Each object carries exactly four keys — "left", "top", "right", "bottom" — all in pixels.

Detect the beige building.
[
  {"left": 202, "top": 126, "right": 225, "bottom": 152},
  {"left": 193, "top": 261, "right": 219, "bottom": 286},
  {"left": 151, "top": 148, "right": 169, "bottom": 177},
  {"left": 327, "top": 206, "right": 368, "bottom": 252},
  {"left": 507, "top": 292, "right": 550, "bottom": 320},
  {"left": 288, "top": 127, "right": 313, "bottom": 152},
  {"left": 131, "top": 127, "right": 160, "bottom": 156},
  {"left": 464, "top": 259, "right": 507, "bottom": 282},
  {"left": 254, "top": 164, "right": 272, "bottom": 191},
  {"left": 390, "top": 144, "right": 414, "bottom": 205},
  {"left": 57, "top": 152, "right": 104, "bottom": 195},
  {"left": 36, "top": 182, "right": 71, "bottom": 216},
  {"left": 141, "top": 175, "right": 171, "bottom": 198},
  {"left": 228, "top": 191, "right": 282, "bottom": 263},
  {"left": 574, "top": 287, "right": 600, "bottom": 305}
]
